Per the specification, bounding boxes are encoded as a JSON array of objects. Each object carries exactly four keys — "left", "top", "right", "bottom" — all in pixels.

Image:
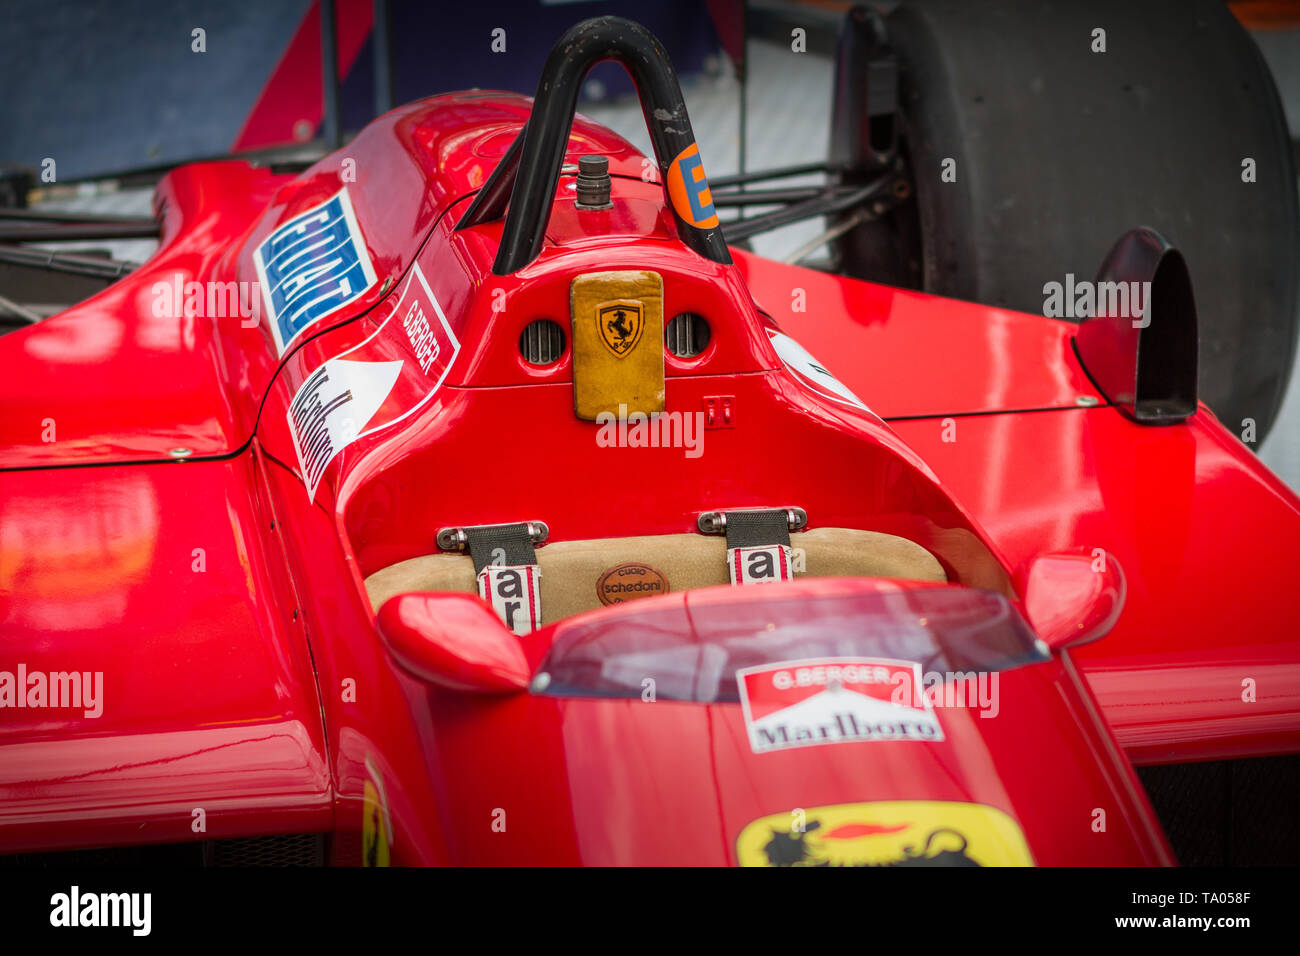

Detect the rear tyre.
[{"left": 832, "top": 0, "right": 1300, "bottom": 439}]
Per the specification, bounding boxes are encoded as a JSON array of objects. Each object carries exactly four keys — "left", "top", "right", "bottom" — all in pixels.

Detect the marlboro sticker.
[
  {"left": 287, "top": 262, "right": 459, "bottom": 500},
  {"left": 736, "top": 657, "right": 944, "bottom": 754}
]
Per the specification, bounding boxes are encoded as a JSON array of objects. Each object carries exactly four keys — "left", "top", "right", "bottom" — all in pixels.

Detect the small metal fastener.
[
  {"left": 697, "top": 512, "right": 724, "bottom": 534},
  {"left": 436, "top": 527, "right": 468, "bottom": 552},
  {"left": 1075, "top": 395, "right": 1101, "bottom": 407},
  {"left": 168, "top": 447, "right": 194, "bottom": 459},
  {"left": 697, "top": 507, "right": 808, "bottom": 535},
  {"left": 436, "top": 521, "right": 550, "bottom": 552},
  {"left": 529, "top": 672, "right": 552, "bottom": 693}
]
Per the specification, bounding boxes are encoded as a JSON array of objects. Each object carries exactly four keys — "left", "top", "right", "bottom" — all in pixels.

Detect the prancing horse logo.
[{"left": 597, "top": 299, "right": 644, "bottom": 357}]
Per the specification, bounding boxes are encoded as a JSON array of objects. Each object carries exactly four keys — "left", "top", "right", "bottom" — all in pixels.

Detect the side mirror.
[
  {"left": 1017, "top": 550, "right": 1126, "bottom": 650},
  {"left": 377, "top": 593, "right": 531, "bottom": 693}
]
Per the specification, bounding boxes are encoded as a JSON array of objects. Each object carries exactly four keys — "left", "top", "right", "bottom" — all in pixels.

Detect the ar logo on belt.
[{"left": 597, "top": 299, "right": 644, "bottom": 357}]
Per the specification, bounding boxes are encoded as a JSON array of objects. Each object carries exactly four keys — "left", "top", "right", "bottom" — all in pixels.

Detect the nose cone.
[{"left": 421, "top": 579, "right": 1169, "bottom": 865}]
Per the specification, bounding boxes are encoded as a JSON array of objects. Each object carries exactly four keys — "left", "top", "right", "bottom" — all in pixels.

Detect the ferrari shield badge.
[
  {"left": 736, "top": 801, "right": 1035, "bottom": 867},
  {"left": 597, "top": 299, "right": 644, "bottom": 357}
]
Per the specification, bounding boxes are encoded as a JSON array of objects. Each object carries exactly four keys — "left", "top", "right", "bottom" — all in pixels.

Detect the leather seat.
[{"left": 365, "top": 528, "right": 947, "bottom": 625}]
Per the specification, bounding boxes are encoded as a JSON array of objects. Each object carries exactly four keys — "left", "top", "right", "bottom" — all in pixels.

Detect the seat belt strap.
[
  {"left": 698, "top": 508, "right": 804, "bottom": 586},
  {"left": 722, "top": 510, "right": 792, "bottom": 549},
  {"left": 477, "top": 564, "right": 542, "bottom": 636},
  {"left": 729, "top": 543, "right": 793, "bottom": 585},
  {"left": 461, "top": 523, "right": 540, "bottom": 574},
  {"left": 438, "top": 522, "right": 546, "bottom": 635}
]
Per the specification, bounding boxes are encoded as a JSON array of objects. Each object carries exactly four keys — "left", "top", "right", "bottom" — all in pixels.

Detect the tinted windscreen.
[{"left": 536, "top": 586, "right": 1047, "bottom": 702}]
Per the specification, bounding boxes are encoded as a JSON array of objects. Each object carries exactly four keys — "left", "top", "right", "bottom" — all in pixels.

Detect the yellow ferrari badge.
[
  {"left": 571, "top": 271, "right": 664, "bottom": 420},
  {"left": 736, "top": 800, "right": 1034, "bottom": 867}
]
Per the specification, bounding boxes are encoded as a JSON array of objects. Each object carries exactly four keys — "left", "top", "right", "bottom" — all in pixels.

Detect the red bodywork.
[{"left": 1, "top": 90, "right": 1296, "bottom": 866}]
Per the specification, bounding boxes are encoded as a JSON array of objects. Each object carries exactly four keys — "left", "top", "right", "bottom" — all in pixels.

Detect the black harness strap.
[
  {"left": 462, "top": 523, "right": 539, "bottom": 574},
  {"left": 723, "top": 510, "right": 792, "bottom": 550}
]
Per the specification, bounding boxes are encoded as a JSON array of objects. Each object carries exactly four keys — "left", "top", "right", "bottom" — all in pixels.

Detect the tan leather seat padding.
[{"left": 365, "top": 528, "right": 946, "bottom": 624}]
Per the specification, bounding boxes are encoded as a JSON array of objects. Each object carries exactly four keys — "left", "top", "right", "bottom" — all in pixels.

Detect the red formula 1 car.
[{"left": 1, "top": 13, "right": 1297, "bottom": 868}]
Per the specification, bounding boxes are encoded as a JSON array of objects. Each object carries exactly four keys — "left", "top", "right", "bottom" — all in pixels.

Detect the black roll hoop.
[{"left": 455, "top": 16, "right": 732, "bottom": 275}]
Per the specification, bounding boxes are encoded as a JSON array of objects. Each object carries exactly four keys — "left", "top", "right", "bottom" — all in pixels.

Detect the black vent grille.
[
  {"left": 0, "top": 833, "right": 327, "bottom": 868},
  {"left": 520, "top": 319, "right": 566, "bottom": 365},
  {"left": 207, "top": 833, "right": 326, "bottom": 866},
  {"left": 665, "top": 312, "right": 710, "bottom": 358}
]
